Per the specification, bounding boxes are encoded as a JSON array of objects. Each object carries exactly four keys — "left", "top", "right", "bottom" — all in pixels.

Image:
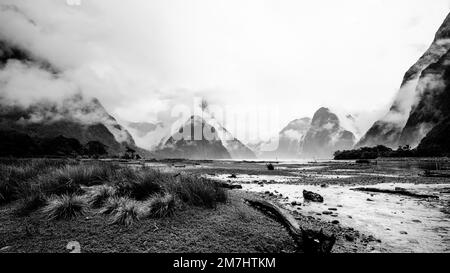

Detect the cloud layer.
[{"left": 1, "top": 0, "right": 449, "bottom": 148}]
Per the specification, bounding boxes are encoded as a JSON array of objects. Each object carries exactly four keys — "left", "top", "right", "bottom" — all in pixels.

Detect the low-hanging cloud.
[{"left": 1, "top": 0, "right": 450, "bottom": 149}]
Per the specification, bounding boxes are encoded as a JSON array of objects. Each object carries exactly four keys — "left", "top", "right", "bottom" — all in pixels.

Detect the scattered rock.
[
  {"left": 320, "top": 184, "right": 328, "bottom": 188},
  {"left": 400, "top": 231, "right": 408, "bottom": 235},
  {"left": 322, "top": 211, "right": 333, "bottom": 215},
  {"left": 331, "top": 220, "right": 339, "bottom": 224},
  {"left": 303, "top": 190, "right": 324, "bottom": 202},
  {"left": 345, "top": 234, "right": 354, "bottom": 242}
]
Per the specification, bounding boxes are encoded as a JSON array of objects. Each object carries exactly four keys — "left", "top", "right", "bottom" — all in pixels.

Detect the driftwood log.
[
  {"left": 351, "top": 187, "right": 439, "bottom": 199},
  {"left": 244, "top": 198, "right": 335, "bottom": 253},
  {"left": 215, "top": 181, "right": 243, "bottom": 189}
]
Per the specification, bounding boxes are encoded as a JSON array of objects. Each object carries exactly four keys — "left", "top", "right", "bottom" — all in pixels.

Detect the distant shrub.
[
  {"left": 42, "top": 194, "right": 88, "bottom": 220},
  {"left": 334, "top": 145, "right": 420, "bottom": 160}
]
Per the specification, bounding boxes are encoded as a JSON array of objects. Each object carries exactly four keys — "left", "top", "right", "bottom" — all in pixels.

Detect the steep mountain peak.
[
  {"left": 281, "top": 117, "right": 311, "bottom": 132},
  {"left": 302, "top": 107, "right": 355, "bottom": 158},
  {"left": 154, "top": 113, "right": 255, "bottom": 159},
  {"left": 311, "top": 107, "right": 340, "bottom": 129},
  {"left": 358, "top": 12, "right": 450, "bottom": 149},
  {"left": 433, "top": 12, "right": 450, "bottom": 41}
]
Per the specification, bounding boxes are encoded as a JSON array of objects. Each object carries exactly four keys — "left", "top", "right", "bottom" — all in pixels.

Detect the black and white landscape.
[{"left": 0, "top": 0, "right": 449, "bottom": 254}]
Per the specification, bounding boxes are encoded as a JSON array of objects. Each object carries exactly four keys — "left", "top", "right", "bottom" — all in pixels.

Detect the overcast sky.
[{"left": 1, "top": 0, "right": 449, "bottom": 145}]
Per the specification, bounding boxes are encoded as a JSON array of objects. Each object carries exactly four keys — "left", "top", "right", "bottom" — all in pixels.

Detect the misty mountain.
[
  {"left": 276, "top": 118, "right": 311, "bottom": 157},
  {"left": 251, "top": 117, "right": 311, "bottom": 159},
  {"left": 154, "top": 115, "right": 231, "bottom": 159},
  {"left": 302, "top": 107, "right": 356, "bottom": 158},
  {"left": 358, "top": 12, "right": 450, "bottom": 148},
  {"left": 0, "top": 94, "right": 143, "bottom": 156},
  {"left": 416, "top": 118, "right": 450, "bottom": 156},
  {"left": 398, "top": 46, "right": 450, "bottom": 147},
  {"left": 0, "top": 38, "right": 150, "bottom": 157},
  {"left": 203, "top": 116, "right": 256, "bottom": 159}
]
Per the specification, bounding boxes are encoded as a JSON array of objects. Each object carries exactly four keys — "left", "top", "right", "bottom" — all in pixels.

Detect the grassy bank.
[{"left": 0, "top": 159, "right": 296, "bottom": 253}]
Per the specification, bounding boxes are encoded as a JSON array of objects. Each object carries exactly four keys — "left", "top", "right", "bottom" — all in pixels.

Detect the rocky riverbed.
[{"left": 146, "top": 158, "right": 450, "bottom": 253}]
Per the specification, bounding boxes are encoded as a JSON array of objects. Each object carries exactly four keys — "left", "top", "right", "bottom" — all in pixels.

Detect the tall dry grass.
[{"left": 1, "top": 159, "right": 228, "bottom": 224}]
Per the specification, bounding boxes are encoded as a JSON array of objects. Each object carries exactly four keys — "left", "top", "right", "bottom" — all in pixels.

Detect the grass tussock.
[
  {"left": 173, "top": 175, "right": 227, "bottom": 208},
  {"left": 110, "top": 199, "right": 140, "bottom": 226},
  {"left": 1, "top": 159, "right": 228, "bottom": 224},
  {"left": 15, "top": 192, "right": 47, "bottom": 216},
  {"left": 52, "top": 163, "right": 113, "bottom": 187},
  {"left": 141, "top": 193, "right": 176, "bottom": 218},
  {"left": 99, "top": 196, "right": 128, "bottom": 215},
  {"left": 89, "top": 186, "right": 116, "bottom": 208},
  {"left": 115, "top": 170, "right": 163, "bottom": 201},
  {"left": 42, "top": 194, "right": 88, "bottom": 220}
]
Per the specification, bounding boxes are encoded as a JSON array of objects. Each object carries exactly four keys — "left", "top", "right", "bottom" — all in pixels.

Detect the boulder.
[{"left": 303, "top": 190, "right": 324, "bottom": 202}]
